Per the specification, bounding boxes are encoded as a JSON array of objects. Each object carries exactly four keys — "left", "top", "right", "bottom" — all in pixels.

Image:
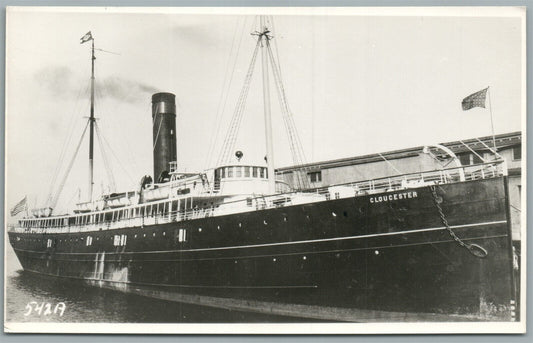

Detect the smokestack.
[{"left": 151, "top": 92, "right": 177, "bottom": 182}]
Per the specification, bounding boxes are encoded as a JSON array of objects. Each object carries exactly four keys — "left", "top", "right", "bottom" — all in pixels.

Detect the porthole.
[
  {"left": 263, "top": 220, "right": 268, "bottom": 225},
  {"left": 134, "top": 234, "right": 137, "bottom": 238},
  {"left": 273, "top": 258, "right": 277, "bottom": 262},
  {"left": 198, "top": 228, "right": 202, "bottom": 232},
  {"left": 332, "top": 212, "right": 337, "bottom": 217},
  {"left": 143, "top": 234, "right": 146, "bottom": 237},
  {"left": 238, "top": 223, "right": 242, "bottom": 228},
  {"left": 303, "top": 256, "right": 307, "bottom": 260},
  {"left": 153, "top": 232, "right": 156, "bottom": 237},
  {"left": 163, "top": 232, "right": 166, "bottom": 236},
  {"left": 283, "top": 217, "right": 287, "bottom": 222},
  {"left": 217, "top": 225, "right": 221, "bottom": 230}
]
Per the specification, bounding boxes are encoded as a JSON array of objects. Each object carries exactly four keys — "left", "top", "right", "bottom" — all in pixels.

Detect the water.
[{"left": 4, "top": 246, "right": 316, "bottom": 323}]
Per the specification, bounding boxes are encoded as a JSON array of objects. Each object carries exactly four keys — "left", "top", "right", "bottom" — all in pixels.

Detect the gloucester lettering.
[{"left": 369, "top": 191, "right": 418, "bottom": 204}]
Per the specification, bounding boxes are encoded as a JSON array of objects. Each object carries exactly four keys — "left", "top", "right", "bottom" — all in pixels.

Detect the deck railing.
[{"left": 10, "top": 161, "right": 506, "bottom": 235}]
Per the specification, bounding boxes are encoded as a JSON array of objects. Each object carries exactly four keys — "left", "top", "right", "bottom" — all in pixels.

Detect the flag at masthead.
[{"left": 80, "top": 31, "right": 93, "bottom": 44}]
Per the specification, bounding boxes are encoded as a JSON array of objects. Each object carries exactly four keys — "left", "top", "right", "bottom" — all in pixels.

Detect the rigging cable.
[
  {"left": 152, "top": 115, "right": 164, "bottom": 151},
  {"left": 97, "top": 124, "right": 136, "bottom": 185},
  {"left": 45, "top": 81, "right": 91, "bottom": 207},
  {"left": 217, "top": 39, "right": 261, "bottom": 166},
  {"left": 97, "top": 77, "right": 147, "bottom": 176},
  {"left": 50, "top": 121, "right": 90, "bottom": 209},
  {"left": 95, "top": 122, "right": 117, "bottom": 192},
  {"left": 266, "top": 42, "right": 310, "bottom": 189},
  {"left": 377, "top": 153, "right": 404, "bottom": 175},
  {"left": 93, "top": 75, "right": 140, "bottom": 186},
  {"left": 204, "top": 17, "right": 247, "bottom": 169}
]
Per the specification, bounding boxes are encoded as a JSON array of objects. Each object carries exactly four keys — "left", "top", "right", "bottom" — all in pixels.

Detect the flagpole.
[
  {"left": 487, "top": 86, "right": 497, "bottom": 152},
  {"left": 25, "top": 196, "right": 29, "bottom": 218}
]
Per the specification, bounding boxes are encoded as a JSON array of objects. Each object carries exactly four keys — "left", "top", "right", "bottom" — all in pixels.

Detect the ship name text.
[{"left": 369, "top": 191, "right": 418, "bottom": 204}]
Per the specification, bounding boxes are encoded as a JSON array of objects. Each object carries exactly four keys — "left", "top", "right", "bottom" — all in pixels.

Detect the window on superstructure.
[
  {"left": 259, "top": 168, "right": 265, "bottom": 178},
  {"left": 459, "top": 153, "right": 470, "bottom": 166},
  {"left": 228, "top": 167, "right": 234, "bottom": 178},
  {"left": 86, "top": 236, "right": 93, "bottom": 246},
  {"left": 253, "top": 167, "right": 258, "bottom": 177},
  {"left": 472, "top": 152, "right": 483, "bottom": 164},
  {"left": 513, "top": 146, "right": 521, "bottom": 160},
  {"left": 236, "top": 166, "right": 242, "bottom": 177},
  {"left": 220, "top": 168, "right": 225, "bottom": 179},
  {"left": 244, "top": 167, "right": 250, "bottom": 177},
  {"left": 308, "top": 171, "right": 322, "bottom": 183}
]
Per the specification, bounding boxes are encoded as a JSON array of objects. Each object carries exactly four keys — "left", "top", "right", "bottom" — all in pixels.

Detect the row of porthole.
[
  {"left": 197, "top": 212, "right": 347, "bottom": 233},
  {"left": 234, "top": 251, "right": 381, "bottom": 264},
  {"left": 18, "top": 210, "right": 353, "bottom": 244},
  {"left": 18, "top": 210, "right": 352, "bottom": 240}
]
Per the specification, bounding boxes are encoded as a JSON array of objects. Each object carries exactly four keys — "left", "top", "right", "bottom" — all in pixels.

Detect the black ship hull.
[{"left": 8, "top": 177, "right": 516, "bottom": 321}]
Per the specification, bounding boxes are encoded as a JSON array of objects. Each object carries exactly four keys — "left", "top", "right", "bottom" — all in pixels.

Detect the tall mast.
[
  {"left": 80, "top": 31, "right": 96, "bottom": 202},
  {"left": 259, "top": 16, "right": 276, "bottom": 194},
  {"left": 88, "top": 37, "right": 96, "bottom": 202}
]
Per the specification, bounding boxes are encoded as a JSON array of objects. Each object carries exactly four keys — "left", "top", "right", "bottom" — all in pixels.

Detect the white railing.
[{"left": 9, "top": 161, "right": 506, "bottom": 235}]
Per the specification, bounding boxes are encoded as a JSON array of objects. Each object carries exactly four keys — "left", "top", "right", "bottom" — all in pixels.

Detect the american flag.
[
  {"left": 10, "top": 196, "right": 27, "bottom": 216},
  {"left": 462, "top": 87, "right": 488, "bottom": 111}
]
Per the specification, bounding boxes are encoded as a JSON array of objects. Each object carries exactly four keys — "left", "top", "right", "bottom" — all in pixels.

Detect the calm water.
[{"left": 4, "top": 246, "right": 315, "bottom": 323}]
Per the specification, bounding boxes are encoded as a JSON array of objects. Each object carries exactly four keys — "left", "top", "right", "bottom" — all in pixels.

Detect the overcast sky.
[{"left": 5, "top": 7, "right": 525, "bottom": 213}]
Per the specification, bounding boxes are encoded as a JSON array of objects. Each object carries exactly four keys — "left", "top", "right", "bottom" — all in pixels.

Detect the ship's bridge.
[{"left": 213, "top": 165, "right": 290, "bottom": 195}]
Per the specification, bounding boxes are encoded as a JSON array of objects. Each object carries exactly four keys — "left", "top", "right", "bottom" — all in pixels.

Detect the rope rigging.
[
  {"left": 266, "top": 43, "right": 309, "bottom": 189},
  {"left": 95, "top": 122, "right": 117, "bottom": 193},
  {"left": 217, "top": 39, "right": 261, "bottom": 166},
  {"left": 45, "top": 82, "right": 91, "bottom": 208},
  {"left": 48, "top": 121, "right": 90, "bottom": 210},
  {"left": 214, "top": 17, "right": 310, "bottom": 190},
  {"left": 204, "top": 17, "right": 248, "bottom": 170}
]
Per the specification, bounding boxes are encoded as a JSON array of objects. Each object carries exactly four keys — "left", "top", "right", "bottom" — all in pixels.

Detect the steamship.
[{"left": 8, "top": 19, "right": 517, "bottom": 322}]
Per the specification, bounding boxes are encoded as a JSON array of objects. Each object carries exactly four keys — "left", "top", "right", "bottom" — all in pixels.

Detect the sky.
[{"left": 5, "top": 7, "right": 525, "bottom": 214}]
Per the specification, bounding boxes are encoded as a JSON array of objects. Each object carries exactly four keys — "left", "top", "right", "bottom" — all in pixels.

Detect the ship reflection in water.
[{"left": 5, "top": 248, "right": 317, "bottom": 323}]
